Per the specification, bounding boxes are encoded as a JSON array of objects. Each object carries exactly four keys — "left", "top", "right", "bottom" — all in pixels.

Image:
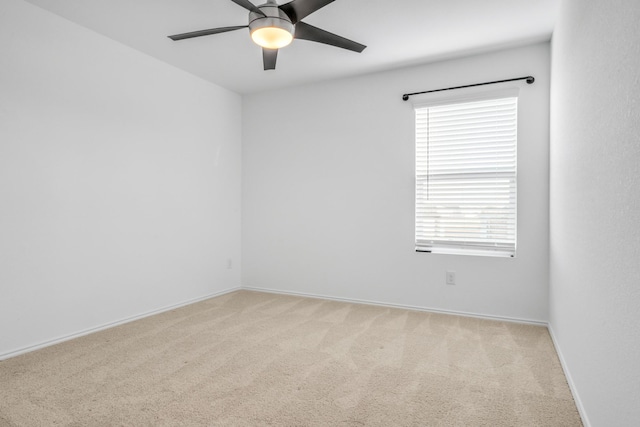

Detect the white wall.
[
  {"left": 0, "top": 0, "right": 242, "bottom": 358},
  {"left": 549, "top": 0, "right": 640, "bottom": 425},
  {"left": 243, "top": 43, "right": 550, "bottom": 322}
]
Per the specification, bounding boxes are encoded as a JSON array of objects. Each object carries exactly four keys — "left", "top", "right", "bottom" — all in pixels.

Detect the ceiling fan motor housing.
[{"left": 249, "top": 1, "right": 295, "bottom": 39}]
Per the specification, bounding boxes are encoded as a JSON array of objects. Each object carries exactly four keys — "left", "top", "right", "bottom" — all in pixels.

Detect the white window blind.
[{"left": 415, "top": 96, "right": 517, "bottom": 257}]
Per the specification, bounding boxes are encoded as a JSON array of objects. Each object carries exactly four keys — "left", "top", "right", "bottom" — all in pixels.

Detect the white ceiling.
[{"left": 23, "top": 0, "right": 558, "bottom": 94}]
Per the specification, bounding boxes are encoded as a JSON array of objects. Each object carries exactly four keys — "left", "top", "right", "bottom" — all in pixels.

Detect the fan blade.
[
  {"left": 263, "top": 48, "right": 278, "bottom": 70},
  {"left": 294, "top": 22, "right": 366, "bottom": 53},
  {"left": 169, "top": 26, "right": 247, "bottom": 41},
  {"left": 279, "top": 0, "right": 335, "bottom": 23},
  {"left": 231, "top": 0, "right": 265, "bottom": 17}
]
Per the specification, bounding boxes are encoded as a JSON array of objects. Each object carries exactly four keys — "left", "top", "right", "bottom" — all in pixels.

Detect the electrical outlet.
[{"left": 446, "top": 271, "right": 456, "bottom": 285}]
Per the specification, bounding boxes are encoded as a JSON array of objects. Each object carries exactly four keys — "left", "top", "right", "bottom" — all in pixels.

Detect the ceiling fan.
[{"left": 168, "top": 0, "right": 366, "bottom": 70}]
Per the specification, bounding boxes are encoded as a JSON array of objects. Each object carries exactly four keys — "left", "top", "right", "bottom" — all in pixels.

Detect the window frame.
[{"left": 413, "top": 87, "right": 520, "bottom": 258}]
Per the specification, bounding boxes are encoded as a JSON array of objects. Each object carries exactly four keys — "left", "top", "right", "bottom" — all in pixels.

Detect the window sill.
[{"left": 415, "top": 247, "right": 515, "bottom": 258}]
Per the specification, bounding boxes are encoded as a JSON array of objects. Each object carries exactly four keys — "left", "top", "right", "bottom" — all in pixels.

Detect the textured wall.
[
  {"left": 0, "top": 0, "right": 242, "bottom": 358},
  {"left": 243, "top": 43, "right": 551, "bottom": 323},
  {"left": 549, "top": 0, "right": 640, "bottom": 425}
]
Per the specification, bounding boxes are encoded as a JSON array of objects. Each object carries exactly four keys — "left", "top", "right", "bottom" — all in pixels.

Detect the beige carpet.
[{"left": 0, "top": 290, "right": 581, "bottom": 426}]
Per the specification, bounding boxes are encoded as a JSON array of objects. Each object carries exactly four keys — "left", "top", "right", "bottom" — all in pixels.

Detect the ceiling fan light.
[{"left": 251, "top": 26, "right": 293, "bottom": 49}]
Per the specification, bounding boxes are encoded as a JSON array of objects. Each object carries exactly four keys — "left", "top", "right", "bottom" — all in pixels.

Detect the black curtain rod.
[{"left": 402, "top": 75, "right": 535, "bottom": 101}]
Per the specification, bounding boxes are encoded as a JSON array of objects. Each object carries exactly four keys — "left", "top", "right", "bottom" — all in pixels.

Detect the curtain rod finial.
[
  {"left": 526, "top": 76, "right": 535, "bottom": 84},
  {"left": 402, "top": 94, "right": 409, "bottom": 101}
]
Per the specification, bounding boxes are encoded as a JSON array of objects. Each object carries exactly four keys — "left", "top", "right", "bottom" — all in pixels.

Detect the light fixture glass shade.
[{"left": 251, "top": 27, "right": 293, "bottom": 49}]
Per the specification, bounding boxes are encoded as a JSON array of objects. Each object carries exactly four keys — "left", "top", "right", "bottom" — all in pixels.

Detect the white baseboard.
[
  {"left": 0, "top": 286, "right": 241, "bottom": 361},
  {"left": 241, "top": 286, "right": 548, "bottom": 327},
  {"left": 2, "top": 284, "right": 547, "bottom": 361},
  {"left": 547, "top": 325, "right": 590, "bottom": 427}
]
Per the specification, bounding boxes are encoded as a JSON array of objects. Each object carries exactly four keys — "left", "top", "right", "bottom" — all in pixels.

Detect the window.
[{"left": 415, "top": 94, "right": 518, "bottom": 257}]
